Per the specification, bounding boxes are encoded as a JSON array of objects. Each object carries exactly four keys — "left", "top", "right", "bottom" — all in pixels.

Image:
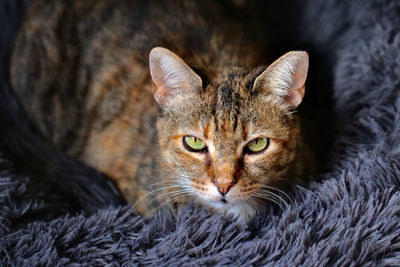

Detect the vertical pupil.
[
  {"left": 194, "top": 138, "right": 198, "bottom": 143},
  {"left": 255, "top": 139, "right": 259, "bottom": 145}
]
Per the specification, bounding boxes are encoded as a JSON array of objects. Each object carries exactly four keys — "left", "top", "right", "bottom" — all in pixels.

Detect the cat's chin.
[{"left": 201, "top": 199, "right": 259, "bottom": 222}]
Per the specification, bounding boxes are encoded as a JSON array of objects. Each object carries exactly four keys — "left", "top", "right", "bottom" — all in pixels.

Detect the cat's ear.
[
  {"left": 253, "top": 51, "right": 309, "bottom": 109},
  {"left": 149, "top": 47, "right": 202, "bottom": 107}
]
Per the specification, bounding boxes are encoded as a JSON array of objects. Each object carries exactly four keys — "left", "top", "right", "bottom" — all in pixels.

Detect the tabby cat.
[{"left": 11, "top": 0, "right": 314, "bottom": 221}]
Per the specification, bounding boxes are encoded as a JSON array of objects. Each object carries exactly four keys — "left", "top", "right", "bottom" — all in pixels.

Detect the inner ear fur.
[
  {"left": 253, "top": 51, "right": 309, "bottom": 109},
  {"left": 149, "top": 47, "right": 202, "bottom": 107}
]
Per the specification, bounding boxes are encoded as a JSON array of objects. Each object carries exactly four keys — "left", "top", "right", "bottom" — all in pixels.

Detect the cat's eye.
[
  {"left": 183, "top": 136, "right": 207, "bottom": 152},
  {"left": 246, "top": 137, "right": 269, "bottom": 153}
]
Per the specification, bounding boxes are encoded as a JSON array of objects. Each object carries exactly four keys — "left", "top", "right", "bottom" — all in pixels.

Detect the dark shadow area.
[
  {"left": 0, "top": 0, "right": 126, "bottom": 224},
  {"left": 224, "top": 0, "right": 345, "bottom": 172}
]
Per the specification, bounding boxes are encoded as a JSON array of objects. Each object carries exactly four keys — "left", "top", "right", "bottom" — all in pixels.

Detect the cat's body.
[{"left": 11, "top": 0, "right": 315, "bottom": 220}]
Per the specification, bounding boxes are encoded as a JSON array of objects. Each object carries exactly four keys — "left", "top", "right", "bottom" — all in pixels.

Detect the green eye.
[
  {"left": 183, "top": 136, "right": 207, "bottom": 152},
  {"left": 246, "top": 138, "right": 269, "bottom": 153}
]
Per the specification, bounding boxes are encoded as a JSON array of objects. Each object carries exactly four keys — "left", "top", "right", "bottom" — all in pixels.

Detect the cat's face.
[{"left": 150, "top": 47, "right": 308, "bottom": 221}]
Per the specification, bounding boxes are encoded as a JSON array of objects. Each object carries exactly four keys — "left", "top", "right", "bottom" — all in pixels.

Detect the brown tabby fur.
[{"left": 10, "top": 0, "right": 315, "bottom": 220}]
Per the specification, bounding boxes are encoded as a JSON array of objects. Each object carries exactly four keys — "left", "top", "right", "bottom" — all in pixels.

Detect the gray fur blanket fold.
[{"left": 1, "top": 0, "right": 400, "bottom": 265}]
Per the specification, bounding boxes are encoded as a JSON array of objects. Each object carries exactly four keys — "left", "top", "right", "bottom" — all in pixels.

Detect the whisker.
[
  {"left": 253, "top": 195, "right": 283, "bottom": 210},
  {"left": 255, "top": 190, "right": 289, "bottom": 205},
  {"left": 253, "top": 192, "right": 286, "bottom": 210},
  {"left": 149, "top": 175, "right": 189, "bottom": 187},
  {"left": 149, "top": 181, "right": 181, "bottom": 188},
  {"left": 167, "top": 192, "right": 193, "bottom": 202},
  {"left": 257, "top": 184, "right": 293, "bottom": 206},
  {"left": 150, "top": 188, "right": 193, "bottom": 202},
  {"left": 132, "top": 185, "right": 188, "bottom": 209},
  {"left": 258, "top": 192, "right": 289, "bottom": 208},
  {"left": 156, "top": 192, "right": 193, "bottom": 212}
]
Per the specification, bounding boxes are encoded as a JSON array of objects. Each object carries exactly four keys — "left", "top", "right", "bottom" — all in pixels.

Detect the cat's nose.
[{"left": 215, "top": 182, "right": 233, "bottom": 196}]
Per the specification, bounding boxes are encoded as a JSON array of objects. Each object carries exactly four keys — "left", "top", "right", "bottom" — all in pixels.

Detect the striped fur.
[{"left": 10, "top": 0, "right": 314, "bottom": 220}]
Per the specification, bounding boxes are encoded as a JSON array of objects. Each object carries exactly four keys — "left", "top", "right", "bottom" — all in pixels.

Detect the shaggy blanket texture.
[{"left": 1, "top": 0, "right": 400, "bottom": 266}]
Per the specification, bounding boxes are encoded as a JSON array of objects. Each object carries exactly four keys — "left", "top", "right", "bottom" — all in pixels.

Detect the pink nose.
[{"left": 214, "top": 182, "right": 233, "bottom": 195}]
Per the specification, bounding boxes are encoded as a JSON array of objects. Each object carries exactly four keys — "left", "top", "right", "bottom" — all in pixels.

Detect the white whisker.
[
  {"left": 132, "top": 184, "right": 188, "bottom": 209},
  {"left": 253, "top": 191, "right": 286, "bottom": 210},
  {"left": 257, "top": 184, "right": 293, "bottom": 206},
  {"left": 156, "top": 192, "right": 193, "bottom": 212}
]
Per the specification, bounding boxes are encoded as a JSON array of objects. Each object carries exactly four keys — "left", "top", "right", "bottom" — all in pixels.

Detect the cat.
[{"left": 10, "top": 0, "right": 315, "bottom": 221}]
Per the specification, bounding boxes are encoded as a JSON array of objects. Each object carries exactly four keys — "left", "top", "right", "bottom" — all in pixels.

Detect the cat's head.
[{"left": 149, "top": 47, "right": 308, "bottom": 221}]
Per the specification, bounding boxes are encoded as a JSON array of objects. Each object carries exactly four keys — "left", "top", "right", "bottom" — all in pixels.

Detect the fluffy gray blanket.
[{"left": 1, "top": 0, "right": 400, "bottom": 265}]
